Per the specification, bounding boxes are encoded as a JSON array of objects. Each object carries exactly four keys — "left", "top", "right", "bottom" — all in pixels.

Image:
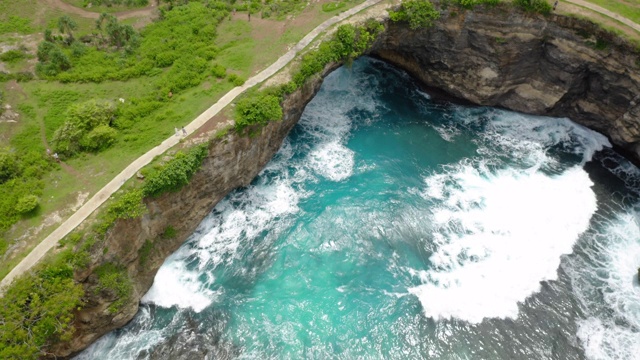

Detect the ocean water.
[{"left": 76, "top": 57, "right": 640, "bottom": 360}]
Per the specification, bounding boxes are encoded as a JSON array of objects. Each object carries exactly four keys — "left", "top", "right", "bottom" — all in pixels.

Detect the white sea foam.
[
  {"left": 575, "top": 212, "right": 640, "bottom": 360},
  {"left": 410, "top": 164, "right": 597, "bottom": 323}
]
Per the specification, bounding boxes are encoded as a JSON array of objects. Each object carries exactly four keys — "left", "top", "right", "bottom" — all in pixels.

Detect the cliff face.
[
  {"left": 372, "top": 8, "right": 640, "bottom": 161},
  {"left": 53, "top": 68, "right": 332, "bottom": 358}
]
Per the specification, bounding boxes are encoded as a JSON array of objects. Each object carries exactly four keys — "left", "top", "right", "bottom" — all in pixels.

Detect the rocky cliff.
[
  {"left": 53, "top": 66, "right": 336, "bottom": 358},
  {"left": 372, "top": 6, "right": 640, "bottom": 163}
]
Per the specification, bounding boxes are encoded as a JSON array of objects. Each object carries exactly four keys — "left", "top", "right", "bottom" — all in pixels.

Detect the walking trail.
[
  {"left": 0, "top": 0, "right": 384, "bottom": 292},
  {"left": 563, "top": 0, "right": 640, "bottom": 33}
]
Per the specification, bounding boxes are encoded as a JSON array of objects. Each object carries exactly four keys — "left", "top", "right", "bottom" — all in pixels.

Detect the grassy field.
[
  {"left": 0, "top": 0, "right": 368, "bottom": 279},
  {"left": 62, "top": 0, "right": 151, "bottom": 14}
]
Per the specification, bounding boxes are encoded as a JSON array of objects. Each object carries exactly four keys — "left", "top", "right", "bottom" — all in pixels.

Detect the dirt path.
[
  {"left": 0, "top": 0, "right": 385, "bottom": 293},
  {"left": 42, "top": 0, "right": 158, "bottom": 19},
  {"left": 563, "top": 0, "right": 640, "bottom": 33}
]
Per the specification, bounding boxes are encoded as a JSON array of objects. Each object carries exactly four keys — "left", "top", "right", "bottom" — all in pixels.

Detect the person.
[
  {"left": 248, "top": 12, "right": 251, "bottom": 22},
  {"left": 53, "top": 153, "right": 60, "bottom": 162},
  {"left": 46, "top": 148, "right": 51, "bottom": 156},
  {"left": 175, "top": 127, "right": 179, "bottom": 136},
  {"left": 553, "top": 0, "right": 558, "bottom": 10},
  {"left": 182, "top": 127, "right": 187, "bottom": 136}
]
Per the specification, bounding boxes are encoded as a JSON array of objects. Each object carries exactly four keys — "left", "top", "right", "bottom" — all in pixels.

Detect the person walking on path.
[
  {"left": 182, "top": 127, "right": 187, "bottom": 136},
  {"left": 175, "top": 127, "right": 179, "bottom": 136},
  {"left": 553, "top": 0, "right": 559, "bottom": 10}
]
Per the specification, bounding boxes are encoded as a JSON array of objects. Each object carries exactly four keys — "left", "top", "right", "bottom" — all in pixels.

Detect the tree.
[{"left": 57, "top": 15, "right": 78, "bottom": 43}]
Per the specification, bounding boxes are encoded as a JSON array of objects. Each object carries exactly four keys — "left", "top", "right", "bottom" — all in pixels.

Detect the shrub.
[
  {"left": 0, "top": 253, "right": 84, "bottom": 358},
  {"left": 161, "top": 225, "right": 177, "bottom": 239},
  {"left": 0, "top": 49, "right": 30, "bottom": 64},
  {"left": 455, "top": 0, "right": 500, "bottom": 8},
  {"left": 211, "top": 63, "right": 227, "bottom": 78},
  {"left": 228, "top": 73, "right": 245, "bottom": 86},
  {"left": 95, "top": 263, "right": 132, "bottom": 313},
  {"left": 80, "top": 125, "right": 118, "bottom": 152},
  {"left": 513, "top": 0, "right": 552, "bottom": 14},
  {"left": 0, "top": 148, "right": 20, "bottom": 184},
  {"left": 142, "top": 144, "right": 208, "bottom": 197},
  {"left": 234, "top": 92, "right": 283, "bottom": 132},
  {"left": 15, "top": 195, "right": 39, "bottom": 214},
  {"left": 52, "top": 99, "right": 117, "bottom": 157},
  {"left": 389, "top": 0, "right": 440, "bottom": 29}
]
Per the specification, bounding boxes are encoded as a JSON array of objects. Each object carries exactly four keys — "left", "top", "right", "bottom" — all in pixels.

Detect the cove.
[{"left": 77, "top": 57, "right": 640, "bottom": 360}]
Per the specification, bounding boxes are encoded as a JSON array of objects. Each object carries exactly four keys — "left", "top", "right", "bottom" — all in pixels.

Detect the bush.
[
  {"left": 52, "top": 99, "right": 117, "bottom": 157},
  {"left": 389, "top": 0, "right": 440, "bottom": 29},
  {"left": 95, "top": 263, "right": 132, "bottom": 313},
  {"left": 0, "top": 253, "right": 84, "bottom": 359},
  {"left": 228, "top": 73, "right": 245, "bottom": 86},
  {"left": 234, "top": 92, "right": 283, "bottom": 132},
  {"left": 142, "top": 144, "right": 208, "bottom": 197},
  {"left": 211, "top": 63, "right": 227, "bottom": 78},
  {"left": 513, "top": 0, "right": 552, "bottom": 14},
  {"left": 0, "top": 49, "right": 30, "bottom": 64},
  {"left": 0, "top": 148, "right": 20, "bottom": 184},
  {"left": 455, "top": 0, "right": 500, "bottom": 8},
  {"left": 15, "top": 195, "right": 39, "bottom": 214},
  {"left": 80, "top": 124, "right": 118, "bottom": 152}
]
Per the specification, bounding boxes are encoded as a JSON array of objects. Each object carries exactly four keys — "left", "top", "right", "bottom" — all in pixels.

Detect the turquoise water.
[{"left": 77, "top": 58, "right": 640, "bottom": 359}]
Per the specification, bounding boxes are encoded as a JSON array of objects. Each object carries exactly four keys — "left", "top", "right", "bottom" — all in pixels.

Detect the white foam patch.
[
  {"left": 576, "top": 212, "right": 640, "bottom": 360},
  {"left": 308, "top": 141, "right": 354, "bottom": 181},
  {"left": 141, "top": 251, "right": 218, "bottom": 312},
  {"left": 409, "top": 165, "right": 597, "bottom": 323}
]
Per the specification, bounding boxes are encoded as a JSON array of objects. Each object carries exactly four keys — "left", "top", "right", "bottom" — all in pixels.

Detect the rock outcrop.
[{"left": 372, "top": 7, "right": 640, "bottom": 163}]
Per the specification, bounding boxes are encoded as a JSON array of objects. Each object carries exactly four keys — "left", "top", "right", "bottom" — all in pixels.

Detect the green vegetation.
[
  {"left": 84, "top": 0, "right": 148, "bottom": 6},
  {"left": 0, "top": 48, "right": 32, "bottom": 64},
  {"left": 142, "top": 144, "right": 209, "bottom": 197},
  {"left": 97, "top": 188, "right": 146, "bottom": 234},
  {"left": 0, "top": 16, "right": 33, "bottom": 35},
  {"left": 161, "top": 225, "right": 177, "bottom": 239},
  {"left": 454, "top": 0, "right": 500, "bottom": 9},
  {"left": 234, "top": 92, "right": 283, "bottom": 132},
  {"left": 291, "top": 21, "right": 384, "bottom": 89},
  {"left": 389, "top": 0, "right": 440, "bottom": 29},
  {"left": 95, "top": 263, "right": 132, "bottom": 313},
  {"left": 51, "top": 99, "right": 118, "bottom": 157},
  {"left": 0, "top": 250, "right": 84, "bottom": 359},
  {"left": 581, "top": 0, "right": 640, "bottom": 24},
  {"left": 138, "top": 239, "right": 153, "bottom": 265},
  {"left": 513, "top": 0, "right": 552, "bottom": 14}
]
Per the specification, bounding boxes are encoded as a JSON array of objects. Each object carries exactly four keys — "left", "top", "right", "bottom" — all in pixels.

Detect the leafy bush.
[
  {"left": 142, "top": 144, "right": 209, "bottom": 197},
  {"left": 211, "top": 63, "right": 227, "bottom": 78},
  {"left": 95, "top": 263, "right": 132, "bottom": 313},
  {"left": 80, "top": 125, "right": 118, "bottom": 152},
  {"left": 15, "top": 195, "right": 39, "bottom": 214},
  {"left": 0, "top": 148, "right": 20, "bottom": 184},
  {"left": 234, "top": 92, "right": 283, "bottom": 132},
  {"left": 292, "top": 22, "right": 384, "bottom": 87},
  {"left": 0, "top": 253, "right": 84, "bottom": 359},
  {"left": 389, "top": 0, "right": 440, "bottom": 29},
  {"left": 228, "top": 73, "right": 245, "bottom": 86},
  {"left": 0, "top": 49, "right": 30, "bottom": 64},
  {"left": 161, "top": 225, "right": 177, "bottom": 239},
  {"left": 52, "top": 99, "right": 117, "bottom": 157},
  {"left": 513, "top": 0, "right": 552, "bottom": 14}
]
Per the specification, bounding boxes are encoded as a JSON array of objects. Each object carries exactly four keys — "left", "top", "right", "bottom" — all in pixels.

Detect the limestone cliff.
[
  {"left": 51, "top": 66, "right": 335, "bottom": 358},
  {"left": 372, "top": 6, "right": 640, "bottom": 162}
]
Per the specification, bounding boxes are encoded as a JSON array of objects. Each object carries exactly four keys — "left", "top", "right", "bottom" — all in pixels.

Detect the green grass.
[{"left": 581, "top": 0, "right": 640, "bottom": 24}]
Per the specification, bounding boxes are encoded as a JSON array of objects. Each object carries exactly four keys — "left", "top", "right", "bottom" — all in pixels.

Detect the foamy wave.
[
  {"left": 575, "top": 212, "right": 640, "bottom": 360},
  {"left": 410, "top": 165, "right": 597, "bottom": 323},
  {"left": 308, "top": 141, "right": 354, "bottom": 181}
]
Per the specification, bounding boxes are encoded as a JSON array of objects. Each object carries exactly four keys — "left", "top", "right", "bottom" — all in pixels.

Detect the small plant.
[
  {"left": 228, "top": 73, "right": 246, "bottom": 86},
  {"left": 95, "top": 263, "right": 132, "bottom": 313},
  {"left": 161, "top": 225, "right": 177, "bottom": 239},
  {"left": 138, "top": 239, "right": 153, "bottom": 265},
  {"left": 495, "top": 36, "right": 507, "bottom": 44}
]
